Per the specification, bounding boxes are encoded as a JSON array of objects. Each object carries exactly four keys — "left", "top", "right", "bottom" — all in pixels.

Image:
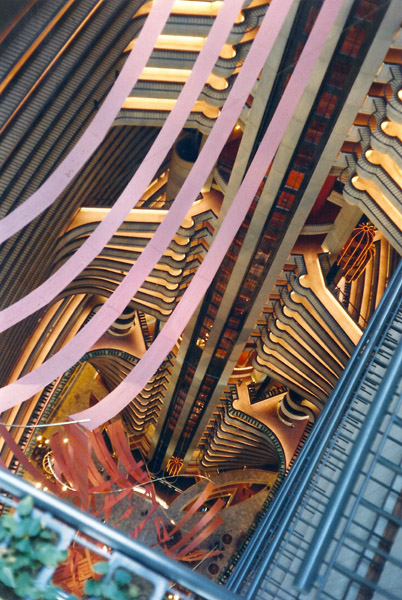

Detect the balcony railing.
[
  {"left": 226, "top": 258, "right": 402, "bottom": 599},
  {"left": 0, "top": 468, "right": 240, "bottom": 600}
]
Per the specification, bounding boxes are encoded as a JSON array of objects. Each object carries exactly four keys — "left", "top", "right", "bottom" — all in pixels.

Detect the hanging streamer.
[
  {"left": 0, "top": 424, "right": 58, "bottom": 493},
  {"left": 0, "top": 0, "right": 295, "bottom": 412},
  {"left": 72, "top": 0, "right": 344, "bottom": 430},
  {"left": 0, "top": 0, "right": 245, "bottom": 332},
  {"left": 0, "top": 0, "right": 176, "bottom": 244}
]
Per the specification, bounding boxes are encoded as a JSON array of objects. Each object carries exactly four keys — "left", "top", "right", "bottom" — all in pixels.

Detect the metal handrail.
[
  {"left": 0, "top": 468, "right": 240, "bottom": 600},
  {"left": 295, "top": 339, "right": 402, "bottom": 591},
  {"left": 226, "top": 259, "right": 402, "bottom": 596}
]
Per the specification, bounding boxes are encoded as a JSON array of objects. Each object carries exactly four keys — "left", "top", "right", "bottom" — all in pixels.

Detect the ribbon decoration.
[
  {"left": 72, "top": 0, "right": 344, "bottom": 430},
  {"left": 49, "top": 420, "right": 159, "bottom": 527},
  {"left": 0, "top": 0, "right": 296, "bottom": 413},
  {"left": 0, "top": 0, "right": 176, "bottom": 244},
  {"left": 155, "top": 482, "right": 225, "bottom": 562},
  {"left": 0, "top": 424, "right": 58, "bottom": 493},
  {"left": 0, "top": 0, "right": 245, "bottom": 331}
]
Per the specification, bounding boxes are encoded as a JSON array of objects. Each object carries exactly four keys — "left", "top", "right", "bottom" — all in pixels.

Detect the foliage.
[
  {"left": 0, "top": 496, "right": 144, "bottom": 600},
  {"left": 0, "top": 496, "right": 76, "bottom": 600},
  {"left": 84, "top": 562, "right": 141, "bottom": 600}
]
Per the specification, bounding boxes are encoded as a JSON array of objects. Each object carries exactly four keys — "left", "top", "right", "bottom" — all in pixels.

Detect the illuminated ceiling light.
[
  {"left": 63, "top": 438, "right": 69, "bottom": 443},
  {"left": 37, "top": 435, "right": 42, "bottom": 441},
  {"left": 35, "top": 482, "right": 41, "bottom": 488},
  {"left": 166, "top": 456, "right": 184, "bottom": 476},
  {"left": 43, "top": 487, "right": 48, "bottom": 492}
]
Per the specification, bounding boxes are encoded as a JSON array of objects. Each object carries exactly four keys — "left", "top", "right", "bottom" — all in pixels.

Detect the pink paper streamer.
[
  {"left": 0, "top": 0, "right": 245, "bottom": 332},
  {"left": 72, "top": 0, "right": 344, "bottom": 430},
  {"left": 0, "top": 0, "right": 175, "bottom": 245},
  {"left": 0, "top": 0, "right": 289, "bottom": 408}
]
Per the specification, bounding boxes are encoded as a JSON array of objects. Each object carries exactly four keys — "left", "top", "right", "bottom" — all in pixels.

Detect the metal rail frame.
[
  {"left": 0, "top": 468, "right": 240, "bottom": 600},
  {"left": 226, "top": 259, "right": 402, "bottom": 597}
]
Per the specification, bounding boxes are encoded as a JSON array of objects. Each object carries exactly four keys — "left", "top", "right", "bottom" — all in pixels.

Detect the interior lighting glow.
[
  {"left": 133, "top": 1, "right": 226, "bottom": 19},
  {"left": 132, "top": 485, "right": 169, "bottom": 509},
  {"left": 126, "top": 34, "right": 205, "bottom": 53},
  {"left": 169, "top": 1, "right": 225, "bottom": 17},
  {"left": 122, "top": 97, "right": 220, "bottom": 119},
  {"left": 138, "top": 67, "right": 228, "bottom": 90},
  {"left": 126, "top": 35, "right": 236, "bottom": 59},
  {"left": 140, "top": 67, "right": 192, "bottom": 83}
]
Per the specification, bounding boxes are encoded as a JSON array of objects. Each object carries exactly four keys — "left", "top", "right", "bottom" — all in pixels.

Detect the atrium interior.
[{"left": 0, "top": 1, "right": 402, "bottom": 598}]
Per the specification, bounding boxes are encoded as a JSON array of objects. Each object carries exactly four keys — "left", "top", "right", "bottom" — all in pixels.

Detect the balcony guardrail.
[
  {"left": 226, "top": 258, "right": 402, "bottom": 598},
  {"left": 0, "top": 467, "right": 240, "bottom": 600}
]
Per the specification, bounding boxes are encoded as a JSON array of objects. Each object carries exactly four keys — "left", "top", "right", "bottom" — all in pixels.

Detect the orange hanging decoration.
[
  {"left": 337, "top": 222, "right": 376, "bottom": 283},
  {"left": 166, "top": 456, "right": 184, "bottom": 476}
]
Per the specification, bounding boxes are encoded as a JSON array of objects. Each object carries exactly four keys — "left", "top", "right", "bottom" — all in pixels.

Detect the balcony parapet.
[
  {"left": 252, "top": 255, "right": 360, "bottom": 411},
  {"left": 199, "top": 393, "right": 285, "bottom": 474},
  {"left": 0, "top": 468, "right": 239, "bottom": 600},
  {"left": 344, "top": 177, "right": 402, "bottom": 252},
  {"left": 356, "top": 150, "right": 402, "bottom": 211}
]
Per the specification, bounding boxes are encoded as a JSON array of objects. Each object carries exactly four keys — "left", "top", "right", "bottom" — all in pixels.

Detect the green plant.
[
  {"left": 0, "top": 495, "right": 77, "bottom": 599},
  {"left": 84, "top": 562, "right": 141, "bottom": 600},
  {"left": 0, "top": 496, "right": 148, "bottom": 600}
]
